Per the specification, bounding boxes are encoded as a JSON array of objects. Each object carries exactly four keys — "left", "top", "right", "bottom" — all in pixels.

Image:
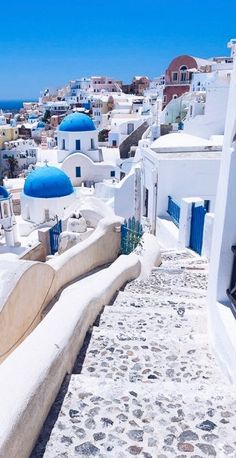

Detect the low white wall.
[
  {"left": 202, "top": 213, "right": 214, "bottom": 259},
  {"left": 136, "top": 233, "right": 162, "bottom": 278},
  {"left": 45, "top": 216, "right": 123, "bottom": 304},
  {"left": 156, "top": 216, "right": 179, "bottom": 249},
  {"left": 0, "top": 217, "right": 122, "bottom": 364},
  {"left": 208, "top": 301, "right": 236, "bottom": 383},
  {"left": 0, "top": 254, "right": 141, "bottom": 458},
  {"left": 114, "top": 171, "right": 135, "bottom": 219}
]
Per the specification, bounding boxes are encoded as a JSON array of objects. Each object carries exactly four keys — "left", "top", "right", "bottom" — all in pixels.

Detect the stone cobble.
[
  {"left": 31, "top": 249, "right": 236, "bottom": 458},
  {"left": 35, "top": 376, "right": 236, "bottom": 458}
]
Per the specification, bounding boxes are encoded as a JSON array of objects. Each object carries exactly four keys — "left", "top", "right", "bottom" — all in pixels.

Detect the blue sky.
[{"left": 0, "top": 0, "right": 235, "bottom": 99}]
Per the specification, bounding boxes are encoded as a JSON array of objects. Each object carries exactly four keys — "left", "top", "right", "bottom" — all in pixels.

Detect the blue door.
[
  {"left": 49, "top": 220, "right": 62, "bottom": 255},
  {"left": 189, "top": 204, "right": 207, "bottom": 255}
]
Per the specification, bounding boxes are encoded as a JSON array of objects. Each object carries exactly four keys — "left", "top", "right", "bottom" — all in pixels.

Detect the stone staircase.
[{"left": 32, "top": 250, "right": 236, "bottom": 458}]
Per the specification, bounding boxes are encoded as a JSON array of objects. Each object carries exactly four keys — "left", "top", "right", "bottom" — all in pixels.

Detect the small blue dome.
[
  {"left": 24, "top": 166, "right": 74, "bottom": 199},
  {"left": 59, "top": 113, "right": 96, "bottom": 132},
  {"left": 37, "top": 121, "right": 45, "bottom": 128},
  {"left": 0, "top": 186, "right": 9, "bottom": 200}
]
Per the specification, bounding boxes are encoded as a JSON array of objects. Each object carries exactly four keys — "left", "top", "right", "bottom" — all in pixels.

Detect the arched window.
[
  {"left": 180, "top": 65, "right": 188, "bottom": 82},
  {"left": 127, "top": 123, "right": 134, "bottom": 135},
  {"left": 3, "top": 203, "right": 8, "bottom": 218}
]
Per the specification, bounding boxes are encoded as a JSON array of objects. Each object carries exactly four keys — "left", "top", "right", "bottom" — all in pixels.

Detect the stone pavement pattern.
[{"left": 31, "top": 250, "right": 236, "bottom": 458}]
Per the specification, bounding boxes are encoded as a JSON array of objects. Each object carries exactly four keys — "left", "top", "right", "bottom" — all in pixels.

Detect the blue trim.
[{"left": 167, "top": 195, "right": 180, "bottom": 227}]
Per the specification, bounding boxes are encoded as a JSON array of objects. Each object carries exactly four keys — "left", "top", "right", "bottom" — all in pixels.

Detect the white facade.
[
  {"left": 21, "top": 192, "right": 75, "bottom": 225},
  {"left": 61, "top": 153, "right": 119, "bottom": 187},
  {"left": 57, "top": 130, "right": 99, "bottom": 157},
  {"left": 138, "top": 133, "right": 221, "bottom": 239},
  {"left": 36, "top": 113, "right": 120, "bottom": 189},
  {"left": 208, "top": 53, "right": 236, "bottom": 382},
  {"left": 1, "top": 139, "right": 37, "bottom": 172},
  {"left": 108, "top": 115, "right": 145, "bottom": 147}
]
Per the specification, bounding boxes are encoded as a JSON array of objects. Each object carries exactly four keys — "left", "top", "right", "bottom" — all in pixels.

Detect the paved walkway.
[{"left": 32, "top": 250, "right": 236, "bottom": 458}]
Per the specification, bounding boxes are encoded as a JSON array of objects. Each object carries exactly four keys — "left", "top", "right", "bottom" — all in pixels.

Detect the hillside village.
[{"left": 0, "top": 38, "right": 235, "bottom": 457}]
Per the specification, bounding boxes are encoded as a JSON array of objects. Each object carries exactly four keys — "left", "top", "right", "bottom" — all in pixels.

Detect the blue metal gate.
[
  {"left": 49, "top": 220, "right": 62, "bottom": 255},
  {"left": 189, "top": 204, "right": 207, "bottom": 255},
  {"left": 121, "top": 217, "right": 143, "bottom": 255}
]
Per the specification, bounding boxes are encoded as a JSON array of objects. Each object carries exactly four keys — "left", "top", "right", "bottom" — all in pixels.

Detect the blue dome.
[
  {"left": 0, "top": 186, "right": 9, "bottom": 200},
  {"left": 59, "top": 113, "right": 96, "bottom": 132},
  {"left": 24, "top": 166, "right": 74, "bottom": 199},
  {"left": 37, "top": 121, "right": 45, "bottom": 128}
]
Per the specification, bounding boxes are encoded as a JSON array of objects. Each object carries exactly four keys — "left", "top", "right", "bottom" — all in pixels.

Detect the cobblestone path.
[{"left": 32, "top": 250, "right": 236, "bottom": 458}]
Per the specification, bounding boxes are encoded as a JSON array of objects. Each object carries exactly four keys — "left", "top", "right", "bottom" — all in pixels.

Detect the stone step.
[
  {"left": 160, "top": 256, "right": 208, "bottom": 270},
  {"left": 124, "top": 284, "right": 207, "bottom": 300},
  {"left": 39, "top": 374, "right": 236, "bottom": 458},
  {"left": 99, "top": 305, "right": 208, "bottom": 337},
  {"left": 81, "top": 329, "right": 224, "bottom": 384},
  {"left": 160, "top": 249, "right": 196, "bottom": 261},
  {"left": 124, "top": 270, "right": 208, "bottom": 297},
  {"left": 112, "top": 291, "right": 207, "bottom": 311}
]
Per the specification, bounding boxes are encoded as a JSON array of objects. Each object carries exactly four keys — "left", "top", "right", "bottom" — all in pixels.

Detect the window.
[
  {"left": 172, "top": 72, "right": 178, "bottom": 82},
  {"left": 172, "top": 94, "right": 178, "bottom": 99},
  {"left": 75, "top": 139, "right": 81, "bottom": 150},
  {"left": 112, "top": 140, "right": 117, "bottom": 147},
  {"left": 180, "top": 65, "right": 188, "bottom": 82},
  {"left": 76, "top": 166, "right": 81, "bottom": 177},
  {"left": 91, "top": 138, "right": 95, "bottom": 149},
  {"left": 3, "top": 203, "right": 8, "bottom": 218},
  {"left": 110, "top": 170, "right": 115, "bottom": 177},
  {"left": 127, "top": 123, "right": 134, "bottom": 135},
  {"left": 62, "top": 139, "right": 65, "bottom": 150}
]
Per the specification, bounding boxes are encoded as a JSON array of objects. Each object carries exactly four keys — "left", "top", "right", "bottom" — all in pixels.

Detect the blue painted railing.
[
  {"left": 167, "top": 195, "right": 180, "bottom": 227},
  {"left": 120, "top": 217, "right": 143, "bottom": 255}
]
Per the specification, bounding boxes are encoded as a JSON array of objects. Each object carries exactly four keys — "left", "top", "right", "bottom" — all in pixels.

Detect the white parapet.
[{"left": 0, "top": 216, "right": 123, "bottom": 363}]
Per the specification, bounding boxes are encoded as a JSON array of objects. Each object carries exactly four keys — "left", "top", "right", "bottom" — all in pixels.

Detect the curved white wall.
[
  {"left": 0, "top": 260, "right": 55, "bottom": 363},
  {"left": 46, "top": 216, "right": 123, "bottom": 304},
  {"left": 61, "top": 153, "right": 118, "bottom": 186}
]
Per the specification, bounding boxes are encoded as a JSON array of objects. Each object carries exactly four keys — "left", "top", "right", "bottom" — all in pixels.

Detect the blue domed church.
[
  {"left": 36, "top": 112, "right": 118, "bottom": 187},
  {"left": 21, "top": 166, "right": 75, "bottom": 225}
]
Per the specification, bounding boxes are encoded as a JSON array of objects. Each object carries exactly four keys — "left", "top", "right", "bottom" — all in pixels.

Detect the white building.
[
  {"left": 21, "top": 166, "right": 75, "bottom": 225},
  {"left": 108, "top": 111, "right": 149, "bottom": 148},
  {"left": 137, "top": 132, "right": 222, "bottom": 247},
  {"left": 208, "top": 49, "right": 236, "bottom": 382},
  {"left": 36, "top": 112, "right": 120, "bottom": 187},
  {"left": 1, "top": 139, "right": 37, "bottom": 172}
]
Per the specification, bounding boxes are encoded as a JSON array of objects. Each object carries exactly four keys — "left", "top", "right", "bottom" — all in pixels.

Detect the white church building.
[
  {"left": 36, "top": 113, "right": 119, "bottom": 186},
  {"left": 21, "top": 166, "right": 75, "bottom": 225}
]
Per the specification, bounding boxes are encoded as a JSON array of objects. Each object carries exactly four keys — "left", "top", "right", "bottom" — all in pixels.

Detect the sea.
[{"left": 0, "top": 100, "right": 37, "bottom": 113}]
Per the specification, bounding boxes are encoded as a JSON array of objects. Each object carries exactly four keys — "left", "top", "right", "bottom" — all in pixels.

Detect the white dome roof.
[{"left": 151, "top": 133, "right": 214, "bottom": 152}]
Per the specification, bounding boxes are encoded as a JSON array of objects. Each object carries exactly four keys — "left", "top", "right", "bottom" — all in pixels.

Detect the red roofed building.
[{"left": 163, "top": 55, "right": 213, "bottom": 108}]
